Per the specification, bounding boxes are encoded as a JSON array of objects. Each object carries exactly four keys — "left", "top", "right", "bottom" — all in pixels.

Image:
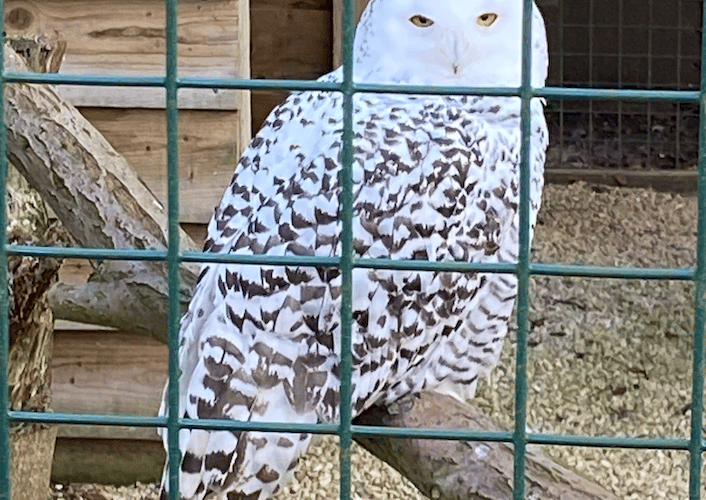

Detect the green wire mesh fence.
[{"left": 1, "top": 0, "right": 706, "bottom": 499}]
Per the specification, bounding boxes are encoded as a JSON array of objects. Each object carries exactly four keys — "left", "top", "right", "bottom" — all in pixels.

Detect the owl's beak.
[{"left": 449, "top": 33, "right": 473, "bottom": 76}]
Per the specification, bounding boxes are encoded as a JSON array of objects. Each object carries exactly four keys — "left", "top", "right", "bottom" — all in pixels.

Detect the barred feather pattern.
[{"left": 159, "top": 2, "right": 549, "bottom": 499}]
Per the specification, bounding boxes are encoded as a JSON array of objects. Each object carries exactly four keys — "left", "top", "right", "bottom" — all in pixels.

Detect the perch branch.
[
  {"left": 3, "top": 42, "right": 199, "bottom": 342},
  {"left": 354, "top": 392, "right": 619, "bottom": 500}
]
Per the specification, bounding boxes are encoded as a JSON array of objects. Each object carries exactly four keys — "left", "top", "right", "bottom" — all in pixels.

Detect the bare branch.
[
  {"left": 355, "top": 392, "right": 618, "bottom": 500},
  {"left": 3, "top": 42, "right": 199, "bottom": 340}
]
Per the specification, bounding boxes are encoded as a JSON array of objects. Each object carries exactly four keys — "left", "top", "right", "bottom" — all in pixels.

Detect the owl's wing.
[
  {"left": 168, "top": 297, "right": 322, "bottom": 499},
  {"left": 158, "top": 78, "right": 346, "bottom": 499}
]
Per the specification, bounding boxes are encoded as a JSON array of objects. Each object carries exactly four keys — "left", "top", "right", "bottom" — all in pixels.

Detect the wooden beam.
[
  {"left": 52, "top": 438, "right": 164, "bottom": 485},
  {"left": 545, "top": 168, "right": 698, "bottom": 193}
]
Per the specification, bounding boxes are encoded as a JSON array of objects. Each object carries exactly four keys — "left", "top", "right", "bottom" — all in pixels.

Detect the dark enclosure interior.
[{"left": 539, "top": 0, "right": 702, "bottom": 170}]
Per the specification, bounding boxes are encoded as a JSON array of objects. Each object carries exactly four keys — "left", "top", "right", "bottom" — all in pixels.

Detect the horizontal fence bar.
[
  {"left": 530, "top": 262, "right": 695, "bottom": 280},
  {"left": 179, "top": 418, "right": 339, "bottom": 435},
  {"left": 9, "top": 245, "right": 695, "bottom": 280},
  {"left": 8, "top": 411, "right": 339, "bottom": 435},
  {"left": 354, "top": 258, "right": 516, "bottom": 273},
  {"left": 7, "top": 244, "right": 168, "bottom": 261},
  {"left": 180, "top": 251, "right": 340, "bottom": 267},
  {"left": 3, "top": 73, "right": 166, "bottom": 87},
  {"left": 9, "top": 411, "right": 165, "bottom": 428},
  {"left": 353, "top": 82, "right": 523, "bottom": 96},
  {"left": 11, "top": 409, "right": 701, "bottom": 451},
  {"left": 353, "top": 425, "right": 695, "bottom": 450},
  {"left": 528, "top": 433, "right": 690, "bottom": 450},
  {"left": 351, "top": 424, "right": 512, "bottom": 442},
  {"left": 538, "top": 87, "right": 701, "bottom": 102},
  {"left": 179, "top": 76, "right": 341, "bottom": 93},
  {"left": 4, "top": 70, "right": 702, "bottom": 103},
  {"left": 2, "top": 73, "right": 341, "bottom": 93}
]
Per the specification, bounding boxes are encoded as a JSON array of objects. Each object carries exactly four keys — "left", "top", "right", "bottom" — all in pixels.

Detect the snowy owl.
[{"left": 159, "top": 0, "right": 549, "bottom": 498}]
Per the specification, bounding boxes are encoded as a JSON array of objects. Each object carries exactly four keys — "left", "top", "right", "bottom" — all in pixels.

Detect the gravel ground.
[{"left": 53, "top": 182, "right": 703, "bottom": 500}]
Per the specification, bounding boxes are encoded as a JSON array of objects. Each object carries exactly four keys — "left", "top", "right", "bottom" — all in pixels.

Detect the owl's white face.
[{"left": 354, "top": 0, "right": 547, "bottom": 88}]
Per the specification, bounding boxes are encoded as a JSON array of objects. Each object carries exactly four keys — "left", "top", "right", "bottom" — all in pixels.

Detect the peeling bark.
[{"left": 7, "top": 168, "right": 59, "bottom": 414}]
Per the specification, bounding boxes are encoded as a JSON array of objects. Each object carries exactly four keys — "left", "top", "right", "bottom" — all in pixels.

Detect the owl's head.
[{"left": 353, "top": 0, "right": 547, "bottom": 88}]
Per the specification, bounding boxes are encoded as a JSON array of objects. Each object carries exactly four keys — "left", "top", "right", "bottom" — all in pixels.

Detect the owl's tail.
[
  {"left": 158, "top": 405, "right": 317, "bottom": 500},
  {"left": 158, "top": 327, "right": 321, "bottom": 499}
]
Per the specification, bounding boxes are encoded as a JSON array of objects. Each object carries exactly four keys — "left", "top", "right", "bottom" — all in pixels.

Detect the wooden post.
[
  {"left": 332, "top": 0, "right": 369, "bottom": 68},
  {"left": 6, "top": 35, "right": 66, "bottom": 500}
]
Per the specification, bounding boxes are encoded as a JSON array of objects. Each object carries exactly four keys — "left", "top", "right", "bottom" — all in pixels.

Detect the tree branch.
[
  {"left": 355, "top": 392, "right": 618, "bottom": 500},
  {"left": 3, "top": 42, "right": 199, "bottom": 342},
  {"left": 47, "top": 265, "right": 192, "bottom": 343}
]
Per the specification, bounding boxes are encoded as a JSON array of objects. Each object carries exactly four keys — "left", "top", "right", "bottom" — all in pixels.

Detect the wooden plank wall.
[
  {"left": 250, "top": 0, "right": 333, "bottom": 130},
  {"left": 5, "top": 0, "right": 251, "bottom": 224},
  {"left": 45, "top": 1, "right": 338, "bottom": 483}
]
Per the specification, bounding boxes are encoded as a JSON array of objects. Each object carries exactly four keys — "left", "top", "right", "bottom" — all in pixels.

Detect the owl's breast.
[{"left": 352, "top": 96, "right": 524, "bottom": 264}]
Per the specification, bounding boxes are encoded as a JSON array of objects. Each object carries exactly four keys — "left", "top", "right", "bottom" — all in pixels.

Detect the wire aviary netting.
[{"left": 540, "top": 0, "right": 702, "bottom": 170}]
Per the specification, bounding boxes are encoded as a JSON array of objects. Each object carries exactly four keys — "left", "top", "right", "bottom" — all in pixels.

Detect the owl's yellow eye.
[
  {"left": 477, "top": 13, "right": 498, "bottom": 27},
  {"left": 410, "top": 15, "right": 434, "bottom": 28}
]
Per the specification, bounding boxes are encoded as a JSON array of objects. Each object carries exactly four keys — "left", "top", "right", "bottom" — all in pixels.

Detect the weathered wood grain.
[
  {"left": 5, "top": 0, "right": 250, "bottom": 113},
  {"left": 52, "top": 331, "right": 167, "bottom": 441},
  {"left": 78, "top": 108, "right": 242, "bottom": 223}
]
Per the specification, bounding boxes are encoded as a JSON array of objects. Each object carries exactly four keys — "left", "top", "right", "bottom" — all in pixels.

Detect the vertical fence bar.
[
  {"left": 646, "top": 0, "right": 654, "bottom": 168},
  {"left": 338, "top": 0, "right": 355, "bottom": 498},
  {"left": 165, "top": 0, "right": 182, "bottom": 497},
  {"left": 512, "top": 0, "right": 535, "bottom": 498},
  {"left": 587, "top": 0, "right": 595, "bottom": 166},
  {"left": 0, "top": 17, "right": 10, "bottom": 500},
  {"left": 617, "top": 0, "right": 623, "bottom": 166},
  {"left": 688, "top": 2, "right": 706, "bottom": 497}
]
